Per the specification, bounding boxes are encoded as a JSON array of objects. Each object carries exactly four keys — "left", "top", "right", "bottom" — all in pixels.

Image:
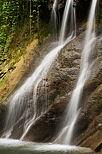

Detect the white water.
[
  {"left": 51, "top": 0, "right": 57, "bottom": 34},
  {"left": 0, "top": 138, "right": 93, "bottom": 154},
  {"left": 56, "top": 0, "right": 98, "bottom": 145},
  {"left": 74, "top": 7, "right": 76, "bottom": 38},
  {"left": 59, "top": 0, "right": 73, "bottom": 44},
  {"left": 4, "top": 0, "right": 76, "bottom": 140}
]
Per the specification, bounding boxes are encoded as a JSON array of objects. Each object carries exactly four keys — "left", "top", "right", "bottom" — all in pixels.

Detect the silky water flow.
[
  {"left": 51, "top": 0, "right": 57, "bottom": 34},
  {"left": 4, "top": 0, "right": 76, "bottom": 140},
  {"left": 56, "top": 0, "right": 98, "bottom": 145}
]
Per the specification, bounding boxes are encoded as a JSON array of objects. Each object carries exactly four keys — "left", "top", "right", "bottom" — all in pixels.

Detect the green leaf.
[
  {"left": 0, "top": 77, "right": 5, "bottom": 85},
  {"left": 29, "top": 15, "right": 33, "bottom": 18},
  {"left": 33, "top": 10, "right": 36, "bottom": 12}
]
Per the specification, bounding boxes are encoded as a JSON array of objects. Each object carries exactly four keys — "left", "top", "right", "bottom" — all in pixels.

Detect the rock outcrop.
[
  {"left": 22, "top": 28, "right": 102, "bottom": 152},
  {"left": 0, "top": 23, "right": 101, "bottom": 152},
  {"left": 8, "top": 25, "right": 102, "bottom": 152},
  {"left": 0, "top": 0, "right": 102, "bottom": 153}
]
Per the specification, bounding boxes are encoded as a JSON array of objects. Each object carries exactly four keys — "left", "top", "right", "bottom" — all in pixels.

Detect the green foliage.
[
  {"left": 0, "top": 0, "right": 49, "bottom": 59},
  {"left": 0, "top": 76, "right": 5, "bottom": 85},
  {"left": 8, "top": 62, "right": 14, "bottom": 70},
  {"left": 0, "top": 0, "right": 19, "bottom": 53}
]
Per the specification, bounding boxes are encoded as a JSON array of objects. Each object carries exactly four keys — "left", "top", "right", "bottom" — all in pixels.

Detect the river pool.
[{"left": 0, "top": 138, "right": 95, "bottom": 154}]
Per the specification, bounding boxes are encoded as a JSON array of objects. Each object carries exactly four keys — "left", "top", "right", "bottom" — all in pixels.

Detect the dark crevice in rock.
[
  {"left": 95, "top": 143, "right": 102, "bottom": 152},
  {"left": 76, "top": 114, "right": 102, "bottom": 145}
]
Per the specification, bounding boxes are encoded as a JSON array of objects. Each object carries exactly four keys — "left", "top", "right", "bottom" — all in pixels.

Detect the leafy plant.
[
  {"left": 8, "top": 62, "right": 14, "bottom": 70},
  {"left": 0, "top": 76, "right": 5, "bottom": 85}
]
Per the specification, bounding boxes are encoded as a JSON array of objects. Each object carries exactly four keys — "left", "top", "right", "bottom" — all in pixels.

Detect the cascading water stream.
[
  {"left": 51, "top": 0, "right": 57, "bottom": 34},
  {"left": 56, "top": 0, "right": 98, "bottom": 145},
  {"left": 4, "top": 0, "right": 76, "bottom": 140},
  {"left": 59, "top": 0, "right": 73, "bottom": 44}
]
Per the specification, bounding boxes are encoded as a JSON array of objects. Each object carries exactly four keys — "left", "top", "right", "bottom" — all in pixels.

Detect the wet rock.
[
  {"left": 21, "top": 32, "right": 83, "bottom": 142},
  {"left": 48, "top": 0, "right": 64, "bottom": 10},
  {"left": 9, "top": 33, "right": 82, "bottom": 141},
  {"left": 72, "top": 82, "right": 102, "bottom": 151},
  {"left": 22, "top": 28, "right": 102, "bottom": 152},
  {"left": 0, "top": 103, "right": 8, "bottom": 137},
  {"left": 70, "top": 36, "right": 102, "bottom": 151},
  {"left": 83, "top": 56, "right": 102, "bottom": 99},
  {"left": 0, "top": 16, "right": 101, "bottom": 153},
  {"left": 10, "top": 112, "right": 26, "bottom": 139},
  {"left": 23, "top": 94, "right": 70, "bottom": 142},
  {"left": 74, "top": 112, "right": 102, "bottom": 152}
]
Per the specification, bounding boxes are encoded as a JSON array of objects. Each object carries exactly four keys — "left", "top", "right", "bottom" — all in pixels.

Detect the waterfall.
[
  {"left": 51, "top": 0, "right": 57, "bottom": 34},
  {"left": 59, "top": 0, "right": 73, "bottom": 44},
  {"left": 56, "top": 0, "right": 98, "bottom": 145},
  {"left": 4, "top": 0, "right": 76, "bottom": 140}
]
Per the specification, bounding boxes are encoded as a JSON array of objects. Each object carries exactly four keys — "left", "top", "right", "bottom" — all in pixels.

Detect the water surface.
[{"left": 0, "top": 138, "right": 94, "bottom": 154}]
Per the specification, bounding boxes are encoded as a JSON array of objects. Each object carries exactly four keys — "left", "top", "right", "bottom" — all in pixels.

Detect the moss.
[
  {"left": 8, "top": 62, "right": 15, "bottom": 70},
  {"left": 0, "top": 13, "right": 49, "bottom": 104},
  {"left": 0, "top": 76, "right": 5, "bottom": 86}
]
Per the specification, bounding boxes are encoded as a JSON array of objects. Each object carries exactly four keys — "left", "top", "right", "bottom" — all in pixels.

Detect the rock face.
[
  {"left": 22, "top": 34, "right": 83, "bottom": 142},
  {"left": 23, "top": 30, "right": 102, "bottom": 152},
  {"left": 0, "top": 103, "right": 7, "bottom": 136},
  {"left": 0, "top": 0, "right": 102, "bottom": 153},
  {"left": 72, "top": 41, "right": 102, "bottom": 152},
  {"left": 0, "top": 24, "right": 102, "bottom": 152},
  {"left": 21, "top": 27, "right": 102, "bottom": 152},
  {"left": 73, "top": 83, "right": 102, "bottom": 151},
  {"left": 11, "top": 26, "right": 102, "bottom": 152},
  {"left": 6, "top": 32, "right": 82, "bottom": 140}
]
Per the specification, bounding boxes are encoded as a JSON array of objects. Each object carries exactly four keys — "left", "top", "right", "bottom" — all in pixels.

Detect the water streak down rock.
[
  {"left": 3, "top": 0, "right": 76, "bottom": 140},
  {"left": 55, "top": 0, "right": 98, "bottom": 145},
  {"left": 0, "top": 0, "right": 101, "bottom": 152}
]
